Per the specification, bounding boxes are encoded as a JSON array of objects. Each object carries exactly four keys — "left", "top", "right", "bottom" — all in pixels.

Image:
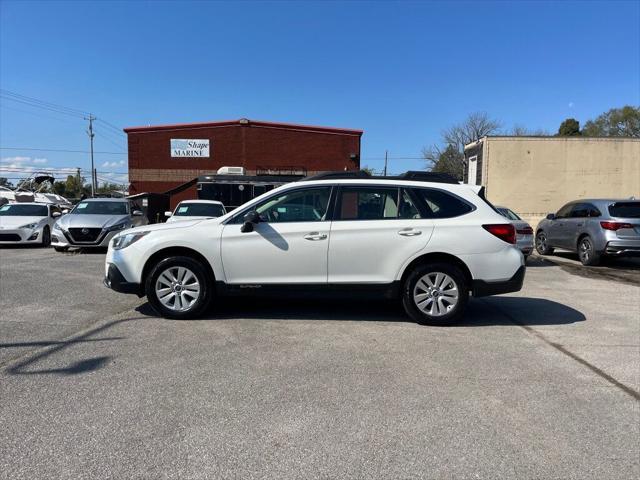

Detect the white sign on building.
[{"left": 170, "top": 139, "right": 210, "bottom": 158}]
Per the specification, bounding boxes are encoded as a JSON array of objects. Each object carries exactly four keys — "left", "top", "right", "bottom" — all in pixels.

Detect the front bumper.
[
  {"left": 52, "top": 228, "right": 119, "bottom": 248},
  {"left": 472, "top": 265, "right": 526, "bottom": 297},
  {"left": 0, "top": 227, "right": 41, "bottom": 244},
  {"left": 104, "top": 263, "right": 143, "bottom": 296}
]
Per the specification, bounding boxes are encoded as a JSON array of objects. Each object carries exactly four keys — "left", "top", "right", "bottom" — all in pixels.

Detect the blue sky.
[{"left": 1, "top": 0, "right": 638, "bottom": 183}]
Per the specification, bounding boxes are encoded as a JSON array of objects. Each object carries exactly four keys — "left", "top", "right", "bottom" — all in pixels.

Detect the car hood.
[
  {"left": 119, "top": 218, "right": 215, "bottom": 235},
  {"left": 57, "top": 214, "right": 130, "bottom": 229},
  {"left": 0, "top": 215, "right": 46, "bottom": 228},
  {"left": 166, "top": 216, "right": 217, "bottom": 223}
]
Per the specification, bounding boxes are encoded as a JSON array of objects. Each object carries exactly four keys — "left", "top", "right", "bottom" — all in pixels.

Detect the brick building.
[{"left": 124, "top": 118, "right": 362, "bottom": 208}]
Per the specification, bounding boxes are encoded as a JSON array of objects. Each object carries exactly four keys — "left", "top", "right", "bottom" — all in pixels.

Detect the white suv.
[{"left": 104, "top": 172, "right": 525, "bottom": 325}]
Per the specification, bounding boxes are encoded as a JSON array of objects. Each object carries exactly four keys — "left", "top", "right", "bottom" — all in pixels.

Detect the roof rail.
[
  {"left": 301, "top": 170, "right": 459, "bottom": 184},
  {"left": 302, "top": 171, "right": 372, "bottom": 181},
  {"left": 397, "top": 171, "right": 459, "bottom": 184}
]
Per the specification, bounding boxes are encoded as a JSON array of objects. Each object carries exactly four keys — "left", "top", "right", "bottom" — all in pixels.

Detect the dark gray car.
[
  {"left": 51, "top": 198, "right": 147, "bottom": 251},
  {"left": 535, "top": 199, "right": 640, "bottom": 265}
]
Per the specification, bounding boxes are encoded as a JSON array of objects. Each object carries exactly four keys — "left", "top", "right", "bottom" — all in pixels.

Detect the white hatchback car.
[
  {"left": 104, "top": 172, "right": 525, "bottom": 325},
  {"left": 165, "top": 200, "right": 226, "bottom": 223}
]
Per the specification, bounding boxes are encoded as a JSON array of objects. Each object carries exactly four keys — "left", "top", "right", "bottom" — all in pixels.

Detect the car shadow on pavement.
[
  {"left": 137, "top": 295, "right": 586, "bottom": 327},
  {"left": 461, "top": 297, "right": 586, "bottom": 327}
]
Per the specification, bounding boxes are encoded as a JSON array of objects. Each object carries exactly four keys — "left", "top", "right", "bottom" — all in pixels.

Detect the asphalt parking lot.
[{"left": 1, "top": 247, "right": 639, "bottom": 479}]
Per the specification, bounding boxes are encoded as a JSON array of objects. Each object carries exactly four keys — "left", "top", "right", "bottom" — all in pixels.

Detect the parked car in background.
[
  {"left": 535, "top": 199, "right": 640, "bottom": 265},
  {"left": 496, "top": 206, "right": 534, "bottom": 259},
  {"left": 165, "top": 200, "right": 226, "bottom": 223},
  {"left": 0, "top": 202, "right": 62, "bottom": 246},
  {"left": 52, "top": 198, "right": 148, "bottom": 252},
  {"left": 105, "top": 172, "right": 525, "bottom": 325}
]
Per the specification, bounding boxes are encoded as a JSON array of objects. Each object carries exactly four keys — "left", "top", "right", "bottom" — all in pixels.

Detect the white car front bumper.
[{"left": 0, "top": 226, "right": 43, "bottom": 244}]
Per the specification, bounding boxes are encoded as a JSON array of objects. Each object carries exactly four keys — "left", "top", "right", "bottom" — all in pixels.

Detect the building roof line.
[{"left": 123, "top": 118, "right": 364, "bottom": 135}]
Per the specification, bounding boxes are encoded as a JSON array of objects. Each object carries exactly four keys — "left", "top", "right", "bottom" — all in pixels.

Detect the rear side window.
[
  {"left": 609, "top": 202, "right": 640, "bottom": 218},
  {"left": 412, "top": 188, "right": 474, "bottom": 219},
  {"left": 337, "top": 187, "right": 399, "bottom": 220}
]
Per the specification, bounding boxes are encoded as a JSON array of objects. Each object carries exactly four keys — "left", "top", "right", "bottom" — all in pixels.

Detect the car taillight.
[
  {"left": 600, "top": 221, "right": 634, "bottom": 231},
  {"left": 517, "top": 226, "right": 533, "bottom": 235},
  {"left": 483, "top": 224, "right": 516, "bottom": 244}
]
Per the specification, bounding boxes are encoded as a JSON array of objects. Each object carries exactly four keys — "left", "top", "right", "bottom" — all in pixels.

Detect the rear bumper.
[
  {"left": 472, "top": 265, "right": 526, "bottom": 297},
  {"left": 104, "top": 263, "right": 143, "bottom": 296},
  {"left": 605, "top": 240, "right": 640, "bottom": 256}
]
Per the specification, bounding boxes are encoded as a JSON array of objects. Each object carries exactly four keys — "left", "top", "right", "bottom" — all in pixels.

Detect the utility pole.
[
  {"left": 85, "top": 114, "right": 96, "bottom": 197},
  {"left": 383, "top": 150, "right": 388, "bottom": 176},
  {"left": 76, "top": 167, "right": 81, "bottom": 197}
]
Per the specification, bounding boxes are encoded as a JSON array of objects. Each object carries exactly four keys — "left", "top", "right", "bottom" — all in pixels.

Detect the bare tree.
[
  {"left": 511, "top": 124, "right": 550, "bottom": 136},
  {"left": 423, "top": 112, "right": 501, "bottom": 178}
]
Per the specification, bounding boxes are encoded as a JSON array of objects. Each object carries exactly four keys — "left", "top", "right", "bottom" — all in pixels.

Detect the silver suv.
[
  {"left": 52, "top": 198, "right": 148, "bottom": 251},
  {"left": 535, "top": 199, "right": 640, "bottom": 265}
]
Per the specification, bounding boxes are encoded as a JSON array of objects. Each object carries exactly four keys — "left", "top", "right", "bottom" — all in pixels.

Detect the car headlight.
[
  {"left": 19, "top": 222, "right": 39, "bottom": 230},
  {"left": 112, "top": 231, "right": 149, "bottom": 250},
  {"left": 53, "top": 223, "right": 63, "bottom": 231},
  {"left": 106, "top": 221, "right": 130, "bottom": 232}
]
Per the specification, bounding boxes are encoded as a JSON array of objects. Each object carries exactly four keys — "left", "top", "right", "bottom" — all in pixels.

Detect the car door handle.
[
  {"left": 398, "top": 228, "right": 422, "bottom": 237},
  {"left": 304, "top": 232, "right": 327, "bottom": 241}
]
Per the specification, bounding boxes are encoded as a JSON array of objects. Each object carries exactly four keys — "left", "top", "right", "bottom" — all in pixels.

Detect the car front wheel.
[
  {"left": 146, "top": 256, "right": 212, "bottom": 319},
  {"left": 402, "top": 263, "right": 468, "bottom": 326}
]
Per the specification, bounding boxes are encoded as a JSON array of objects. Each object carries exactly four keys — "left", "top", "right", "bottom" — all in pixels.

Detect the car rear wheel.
[
  {"left": 146, "top": 256, "right": 212, "bottom": 319},
  {"left": 402, "top": 263, "right": 468, "bottom": 326},
  {"left": 535, "top": 231, "right": 554, "bottom": 255},
  {"left": 578, "top": 235, "right": 601, "bottom": 266}
]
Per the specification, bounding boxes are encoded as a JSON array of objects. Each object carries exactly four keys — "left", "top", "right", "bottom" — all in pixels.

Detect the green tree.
[
  {"left": 423, "top": 144, "right": 464, "bottom": 180},
  {"left": 582, "top": 106, "right": 640, "bottom": 138},
  {"left": 558, "top": 118, "right": 581, "bottom": 136}
]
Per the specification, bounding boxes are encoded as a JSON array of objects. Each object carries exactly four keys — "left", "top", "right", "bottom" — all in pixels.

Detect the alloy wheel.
[
  {"left": 413, "top": 272, "right": 459, "bottom": 317},
  {"left": 579, "top": 239, "right": 592, "bottom": 263},
  {"left": 155, "top": 266, "right": 201, "bottom": 312}
]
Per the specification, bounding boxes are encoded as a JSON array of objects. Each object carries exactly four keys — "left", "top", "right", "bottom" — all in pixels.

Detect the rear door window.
[
  {"left": 609, "top": 202, "right": 640, "bottom": 218},
  {"left": 411, "top": 188, "right": 474, "bottom": 219},
  {"left": 336, "top": 187, "right": 400, "bottom": 220}
]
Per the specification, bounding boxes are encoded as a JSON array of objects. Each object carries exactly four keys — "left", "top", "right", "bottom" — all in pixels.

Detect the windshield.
[
  {"left": 497, "top": 207, "right": 521, "bottom": 221},
  {"left": 174, "top": 202, "right": 225, "bottom": 217},
  {"left": 72, "top": 201, "right": 128, "bottom": 215},
  {"left": 608, "top": 202, "right": 640, "bottom": 218},
  {"left": 0, "top": 204, "right": 48, "bottom": 216}
]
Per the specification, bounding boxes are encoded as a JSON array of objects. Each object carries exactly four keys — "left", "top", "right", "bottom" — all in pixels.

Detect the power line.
[
  {"left": 0, "top": 147, "right": 126, "bottom": 155},
  {"left": 0, "top": 89, "right": 89, "bottom": 117}
]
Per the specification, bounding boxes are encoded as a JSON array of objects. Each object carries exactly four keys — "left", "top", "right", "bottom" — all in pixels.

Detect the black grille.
[
  {"left": 68, "top": 227, "right": 102, "bottom": 243},
  {"left": 0, "top": 233, "right": 22, "bottom": 241}
]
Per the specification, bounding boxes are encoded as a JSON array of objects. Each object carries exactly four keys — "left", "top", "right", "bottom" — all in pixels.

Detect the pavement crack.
[{"left": 481, "top": 299, "right": 640, "bottom": 402}]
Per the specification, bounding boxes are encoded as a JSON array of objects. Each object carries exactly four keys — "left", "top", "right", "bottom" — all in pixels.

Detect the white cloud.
[
  {"left": 101, "top": 160, "right": 125, "bottom": 168},
  {"left": 568, "top": 102, "right": 574, "bottom": 108},
  {"left": 32, "top": 158, "right": 48, "bottom": 164},
  {"left": 0, "top": 156, "right": 31, "bottom": 164}
]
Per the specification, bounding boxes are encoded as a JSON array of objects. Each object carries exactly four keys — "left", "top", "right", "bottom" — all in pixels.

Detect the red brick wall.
[{"left": 127, "top": 121, "right": 362, "bottom": 196}]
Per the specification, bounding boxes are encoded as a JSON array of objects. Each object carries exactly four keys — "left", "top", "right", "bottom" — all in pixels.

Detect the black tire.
[
  {"left": 523, "top": 253, "right": 530, "bottom": 262},
  {"left": 145, "top": 256, "right": 212, "bottom": 319},
  {"left": 402, "top": 262, "right": 469, "bottom": 326},
  {"left": 41, "top": 227, "right": 51, "bottom": 247},
  {"left": 535, "top": 231, "right": 554, "bottom": 255},
  {"left": 54, "top": 246, "right": 69, "bottom": 252},
  {"left": 578, "top": 235, "right": 601, "bottom": 266}
]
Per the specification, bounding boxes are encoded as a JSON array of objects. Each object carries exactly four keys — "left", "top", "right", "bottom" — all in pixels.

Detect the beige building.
[{"left": 463, "top": 136, "right": 640, "bottom": 228}]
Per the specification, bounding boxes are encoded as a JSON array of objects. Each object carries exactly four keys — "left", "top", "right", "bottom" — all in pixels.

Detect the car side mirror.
[
  {"left": 546, "top": 213, "right": 556, "bottom": 220},
  {"left": 62, "top": 209, "right": 69, "bottom": 215},
  {"left": 132, "top": 210, "right": 144, "bottom": 217},
  {"left": 241, "top": 210, "right": 260, "bottom": 233},
  {"left": 164, "top": 211, "right": 173, "bottom": 217},
  {"left": 52, "top": 212, "right": 61, "bottom": 218}
]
